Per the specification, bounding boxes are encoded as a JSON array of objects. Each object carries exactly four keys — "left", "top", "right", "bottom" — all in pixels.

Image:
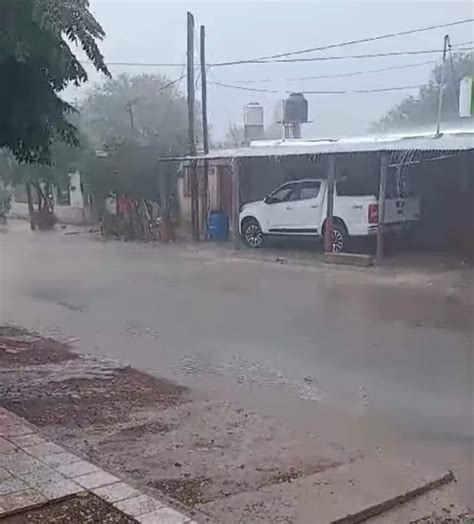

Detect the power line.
[
  {"left": 213, "top": 45, "right": 474, "bottom": 66},
  {"left": 80, "top": 60, "right": 186, "bottom": 67},
  {"left": 209, "top": 80, "right": 433, "bottom": 95},
  {"left": 211, "top": 18, "right": 474, "bottom": 65},
  {"left": 231, "top": 59, "right": 438, "bottom": 85},
  {"left": 79, "top": 40, "right": 474, "bottom": 69},
  {"left": 300, "top": 84, "right": 433, "bottom": 94},
  {"left": 209, "top": 81, "right": 279, "bottom": 93},
  {"left": 157, "top": 74, "right": 187, "bottom": 92}
]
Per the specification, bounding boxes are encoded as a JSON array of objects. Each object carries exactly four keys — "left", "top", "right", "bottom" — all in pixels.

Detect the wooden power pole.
[
  {"left": 200, "top": 25, "right": 209, "bottom": 239},
  {"left": 187, "top": 12, "right": 199, "bottom": 241}
]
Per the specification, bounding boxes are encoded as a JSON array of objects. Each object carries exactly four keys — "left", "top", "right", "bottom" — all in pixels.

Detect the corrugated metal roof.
[{"left": 170, "top": 130, "right": 474, "bottom": 162}]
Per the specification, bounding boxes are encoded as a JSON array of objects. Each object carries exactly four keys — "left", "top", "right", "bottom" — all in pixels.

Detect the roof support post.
[
  {"left": 376, "top": 152, "right": 389, "bottom": 264},
  {"left": 190, "top": 159, "right": 200, "bottom": 242},
  {"left": 232, "top": 157, "right": 241, "bottom": 250},
  {"left": 324, "top": 154, "right": 336, "bottom": 253}
]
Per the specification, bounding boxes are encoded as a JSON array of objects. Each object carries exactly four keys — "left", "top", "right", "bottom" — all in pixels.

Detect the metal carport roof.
[{"left": 166, "top": 129, "right": 474, "bottom": 161}]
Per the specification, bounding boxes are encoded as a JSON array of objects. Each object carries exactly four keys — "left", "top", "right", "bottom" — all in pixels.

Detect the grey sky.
[{"left": 76, "top": 1, "right": 474, "bottom": 139}]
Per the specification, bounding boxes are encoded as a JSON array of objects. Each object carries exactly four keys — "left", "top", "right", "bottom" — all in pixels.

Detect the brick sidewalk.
[{"left": 0, "top": 407, "right": 196, "bottom": 523}]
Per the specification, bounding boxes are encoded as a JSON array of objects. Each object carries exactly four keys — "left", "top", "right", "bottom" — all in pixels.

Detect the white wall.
[{"left": 10, "top": 202, "right": 91, "bottom": 225}]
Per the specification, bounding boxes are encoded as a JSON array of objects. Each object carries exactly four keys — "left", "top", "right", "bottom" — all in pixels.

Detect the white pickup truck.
[{"left": 239, "top": 178, "right": 420, "bottom": 252}]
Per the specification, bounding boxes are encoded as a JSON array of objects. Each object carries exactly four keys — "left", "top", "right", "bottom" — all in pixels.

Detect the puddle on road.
[{"left": 171, "top": 353, "right": 327, "bottom": 402}]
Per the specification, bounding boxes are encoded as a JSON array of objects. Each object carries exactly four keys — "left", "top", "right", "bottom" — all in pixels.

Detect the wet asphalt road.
[{"left": 0, "top": 223, "right": 473, "bottom": 487}]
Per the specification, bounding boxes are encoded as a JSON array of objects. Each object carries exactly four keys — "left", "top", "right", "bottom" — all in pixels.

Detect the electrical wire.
[
  {"left": 300, "top": 84, "right": 434, "bottom": 94},
  {"left": 78, "top": 41, "right": 474, "bottom": 69},
  {"left": 209, "top": 81, "right": 279, "bottom": 93},
  {"left": 230, "top": 60, "right": 438, "bottom": 84},
  {"left": 213, "top": 45, "right": 474, "bottom": 66},
  {"left": 157, "top": 74, "right": 187, "bottom": 92},
  {"left": 208, "top": 80, "right": 434, "bottom": 95},
  {"left": 210, "top": 18, "right": 474, "bottom": 65}
]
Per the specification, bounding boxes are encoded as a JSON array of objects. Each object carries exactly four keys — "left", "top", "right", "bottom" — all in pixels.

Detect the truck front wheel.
[{"left": 242, "top": 218, "right": 264, "bottom": 248}]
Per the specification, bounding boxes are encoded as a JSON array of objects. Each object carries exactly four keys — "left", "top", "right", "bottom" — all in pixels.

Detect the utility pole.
[
  {"left": 126, "top": 102, "right": 135, "bottom": 130},
  {"left": 200, "top": 25, "right": 209, "bottom": 239},
  {"left": 187, "top": 11, "right": 199, "bottom": 240},
  {"left": 376, "top": 152, "right": 389, "bottom": 264},
  {"left": 435, "top": 34, "right": 449, "bottom": 136},
  {"left": 324, "top": 155, "right": 336, "bottom": 253}
]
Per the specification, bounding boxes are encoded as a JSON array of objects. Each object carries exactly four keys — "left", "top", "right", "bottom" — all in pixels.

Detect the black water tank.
[{"left": 283, "top": 93, "right": 308, "bottom": 123}]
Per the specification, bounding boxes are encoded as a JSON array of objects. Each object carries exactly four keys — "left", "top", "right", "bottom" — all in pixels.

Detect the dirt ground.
[
  {"left": 0, "top": 328, "right": 354, "bottom": 519},
  {"left": 409, "top": 514, "right": 473, "bottom": 524},
  {"left": 0, "top": 493, "right": 136, "bottom": 523}
]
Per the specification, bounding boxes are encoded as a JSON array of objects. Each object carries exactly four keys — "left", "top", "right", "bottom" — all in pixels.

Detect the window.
[
  {"left": 336, "top": 174, "right": 378, "bottom": 197},
  {"left": 299, "top": 181, "right": 320, "bottom": 200},
  {"left": 269, "top": 183, "right": 300, "bottom": 203}
]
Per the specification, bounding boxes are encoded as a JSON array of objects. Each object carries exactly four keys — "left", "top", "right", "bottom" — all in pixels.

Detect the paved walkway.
[{"left": 0, "top": 407, "right": 195, "bottom": 523}]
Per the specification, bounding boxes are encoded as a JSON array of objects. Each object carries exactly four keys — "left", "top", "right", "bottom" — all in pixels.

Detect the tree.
[
  {"left": 80, "top": 73, "right": 191, "bottom": 204},
  {"left": 0, "top": 135, "right": 89, "bottom": 228},
  {"left": 372, "top": 53, "right": 474, "bottom": 132},
  {"left": 0, "top": 0, "right": 109, "bottom": 164}
]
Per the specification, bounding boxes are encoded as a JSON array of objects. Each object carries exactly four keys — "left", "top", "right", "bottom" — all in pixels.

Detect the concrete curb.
[{"left": 331, "top": 470, "right": 455, "bottom": 524}]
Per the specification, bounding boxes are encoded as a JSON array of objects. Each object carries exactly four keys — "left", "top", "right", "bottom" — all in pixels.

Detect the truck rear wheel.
[{"left": 332, "top": 225, "right": 347, "bottom": 253}]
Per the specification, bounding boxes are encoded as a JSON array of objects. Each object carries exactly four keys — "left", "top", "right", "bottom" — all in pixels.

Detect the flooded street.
[{"left": 0, "top": 223, "right": 473, "bottom": 497}]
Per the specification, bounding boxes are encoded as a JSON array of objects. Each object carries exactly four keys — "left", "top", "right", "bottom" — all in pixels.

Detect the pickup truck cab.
[{"left": 239, "top": 178, "right": 420, "bottom": 251}]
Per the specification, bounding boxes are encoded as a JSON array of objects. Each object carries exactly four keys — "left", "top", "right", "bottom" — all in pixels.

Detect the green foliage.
[
  {"left": 373, "top": 53, "right": 474, "bottom": 132},
  {"left": 80, "top": 73, "right": 190, "bottom": 201},
  {"left": 0, "top": 188, "right": 12, "bottom": 218},
  {"left": 0, "top": 0, "right": 109, "bottom": 164}
]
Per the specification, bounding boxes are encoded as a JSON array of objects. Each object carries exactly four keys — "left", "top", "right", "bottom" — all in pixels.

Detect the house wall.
[
  {"left": 177, "top": 164, "right": 223, "bottom": 229},
  {"left": 10, "top": 202, "right": 93, "bottom": 225},
  {"left": 9, "top": 172, "right": 95, "bottom": 225}
]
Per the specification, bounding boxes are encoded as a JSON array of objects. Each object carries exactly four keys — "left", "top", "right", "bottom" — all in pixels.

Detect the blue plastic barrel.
[{"left": 207, "top": 210, "right": 229, "bottom": 241}]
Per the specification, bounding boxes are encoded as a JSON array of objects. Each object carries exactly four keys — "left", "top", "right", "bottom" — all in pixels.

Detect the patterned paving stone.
[
  {"left": 0, "top": 438, "right": 16, "bottom": 453},
  {"left": 21, "top": 467, "right": 65, "bottom": 489},
  {"left": 8, "top": 434, "right": 47, "bottom": 449},
  {"left": 75, "top": 470, "right": 119, "bottom": 489},
  {"left": 0, "top": 449, "right": 44, "bottom": 475},
  {"left": 40, "top": 451, "right": 81, "bottom": 469},
  {"left": 114, "top": 494, "right": 165, "bottom": 517},
  {"left": 92, "top": 481, "right": 142, "bottom": 503},
  {"left": 23, "top": 442, "right": 64, "bottom": 459},
  {"left": 0, "top": 424, "right": 34, "bottom": 437},
  {"left": 137, "top": 507, "right": 193, "bottom": 524},
  {"left": 57, "top": 459, "right": 100, "bottom": 478},
  {"left": 0, "top": 488, "right": 46, "bottom": 514},
  {"left": 35, "top": 479, "right": 82, "bottom": 499},
  {"left": 0, "top": 408, "right": 194, "bottom": 523},
  {"left": 0, "top": 467, "right": 12, "bottom": 482},
  {"left": 0, "top": 477, "right": 29, "bottom": 496}
]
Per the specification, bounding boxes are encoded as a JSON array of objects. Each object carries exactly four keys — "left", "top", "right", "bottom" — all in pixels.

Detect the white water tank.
[
  {"left": 244, "top": 103, "right": 264, "bottom": 126},
  {"left": 244, "top": 103, "right": 264, "bottom": 140}
]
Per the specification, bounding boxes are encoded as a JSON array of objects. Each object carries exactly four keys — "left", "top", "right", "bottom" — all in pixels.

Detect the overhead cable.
[
  {"left": 211, "top": 18, "right": 474, "bottom": 65},
  {"left": 209, "top": 80, "right": 434, "bottom": 95}
]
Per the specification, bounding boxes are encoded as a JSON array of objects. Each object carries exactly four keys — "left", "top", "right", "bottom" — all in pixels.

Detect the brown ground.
[
  {"left": 410, "top": 514, "right": 473, "bottom": 524},
  {"left": 0, "top": 493, "right": 136, "bottom": 523},
  {"left": 0, "top": 327, "right": 353, "bottom": 515}
]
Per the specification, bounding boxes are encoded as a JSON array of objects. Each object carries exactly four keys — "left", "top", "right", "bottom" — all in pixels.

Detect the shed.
[{"left": 169, "top": 129, "right": 474, "bottom": 261}]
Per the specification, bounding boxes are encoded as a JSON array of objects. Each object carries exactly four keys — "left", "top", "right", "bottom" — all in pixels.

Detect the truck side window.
[{"left": 299, "top": 181, "right": 321, "bottom": 200}]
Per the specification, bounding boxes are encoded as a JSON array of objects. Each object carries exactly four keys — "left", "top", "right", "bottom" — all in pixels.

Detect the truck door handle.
[{"left": 311, "top": 205, "right": 319, "bottom": 208}]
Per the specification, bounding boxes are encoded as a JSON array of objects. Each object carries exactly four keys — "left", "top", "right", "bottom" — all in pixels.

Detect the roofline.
[{"left": 161, "top": 130, "right": 474, "bottom": 162}]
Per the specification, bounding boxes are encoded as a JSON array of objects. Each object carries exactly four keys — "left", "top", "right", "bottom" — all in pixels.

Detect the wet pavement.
[{"left": 0, "top": 222, "right": 473, "bottom": 502}]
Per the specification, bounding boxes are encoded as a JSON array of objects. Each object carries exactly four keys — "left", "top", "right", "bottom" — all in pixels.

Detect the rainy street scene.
[{"left": 0, "top": 1, "right": 473, "bottom": 523}]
